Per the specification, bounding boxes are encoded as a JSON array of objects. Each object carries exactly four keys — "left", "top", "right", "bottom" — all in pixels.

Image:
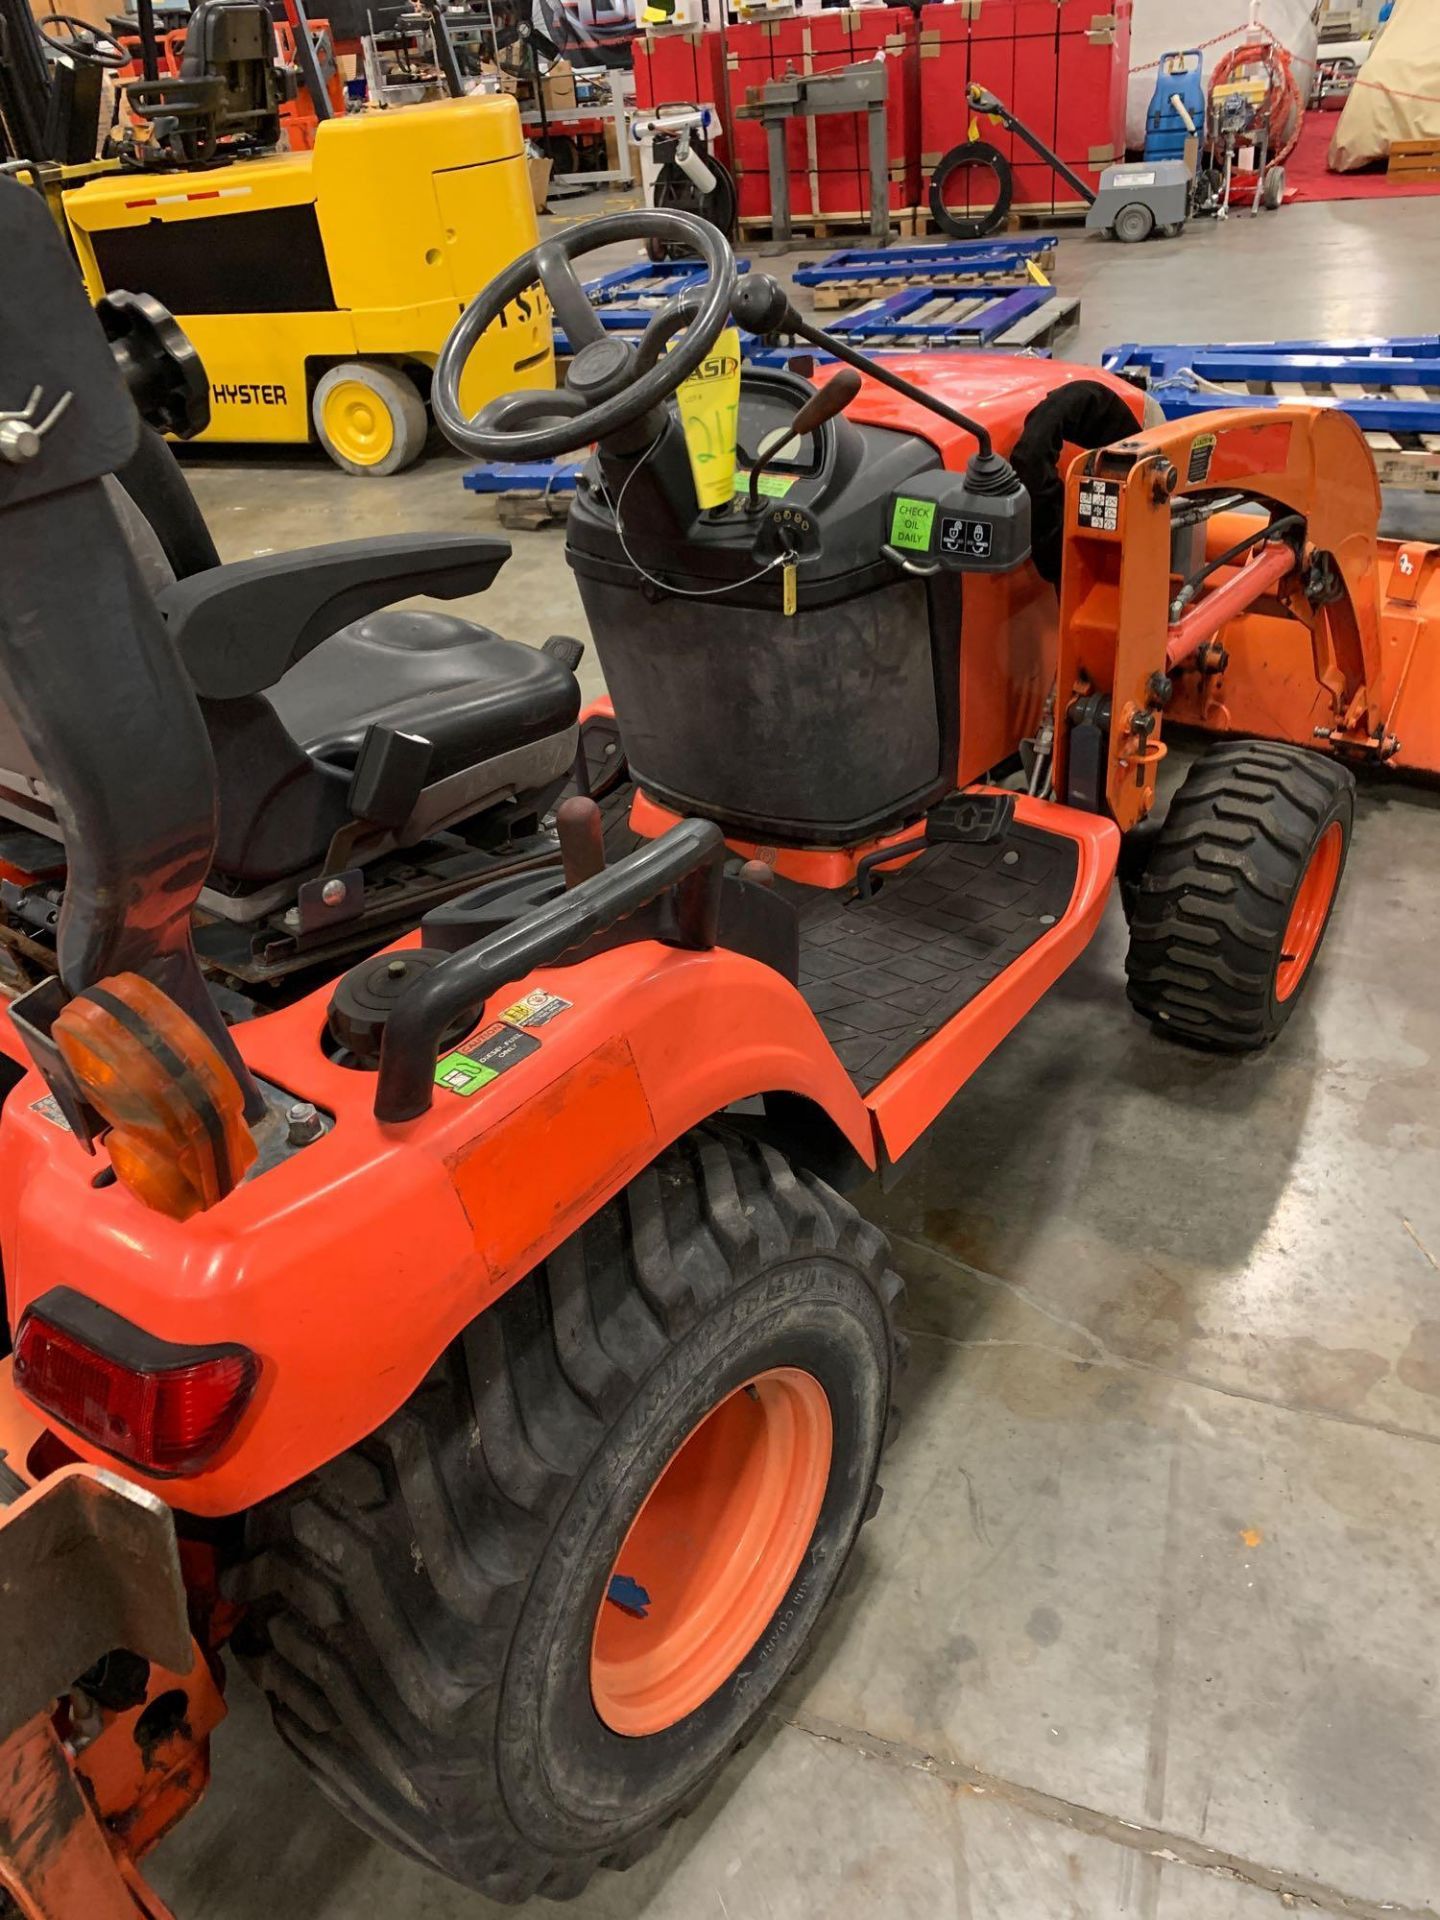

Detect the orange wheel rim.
[
  {"left": 1276, "top": 820, "right": 1343, "bottom": 1001},
  {"left": 590, "top": 1367, "right": 833, "bottom": 1737}
]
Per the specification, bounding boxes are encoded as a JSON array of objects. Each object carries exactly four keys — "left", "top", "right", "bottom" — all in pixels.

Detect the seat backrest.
[
  {"left": 0, "top": 177, "right": 257, "bottom": 1100},
  {"left": 180, "top": 0, "right": 271, "bottom": 79}
]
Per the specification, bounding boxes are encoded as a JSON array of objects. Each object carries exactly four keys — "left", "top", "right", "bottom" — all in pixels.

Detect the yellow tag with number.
[
  {"left": 675, "top": 327, "right": 743, "bottom": 510},
  {"left": 782, "top": 558, "right": 798, "bottom": 617}
]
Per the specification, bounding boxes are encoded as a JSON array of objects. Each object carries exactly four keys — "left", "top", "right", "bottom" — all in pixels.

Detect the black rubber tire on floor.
[
  {"left": 644, "top": 152, "right": 738, "bottom": 262},
  {"left": 1124, "top": 740, "right": 1354, "bottom": 1050},
  {"left": 928, "top": 139, "right": 1013, "bottom": 239},
  {"left": 1112, "top": 200, "right": 1155, "bottom": 244},
  {"left": 230, "top": 1125, "right": 903, "bottom": 1902}
]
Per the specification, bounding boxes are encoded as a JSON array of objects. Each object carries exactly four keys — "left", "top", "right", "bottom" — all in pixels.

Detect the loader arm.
[{"left": 1053, "top": 405, "right": 1387, "bottom": 830}]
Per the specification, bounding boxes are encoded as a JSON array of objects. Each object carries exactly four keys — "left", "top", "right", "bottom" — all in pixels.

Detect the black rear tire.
[
  {"left": 1125, "top": 740, "right": 1354, "bottom": 1050},
  {"left": 231, "top": 1125, "right": 902, "bottom": 1902}
]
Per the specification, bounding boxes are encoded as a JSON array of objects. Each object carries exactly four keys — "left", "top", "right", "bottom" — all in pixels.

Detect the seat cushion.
[{"left": 268, "top": 609, "right": 581, "bottom": 783}]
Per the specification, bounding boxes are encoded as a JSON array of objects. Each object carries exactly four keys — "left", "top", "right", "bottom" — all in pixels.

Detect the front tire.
[
  {"left": 312, "top": 361, "right": 428, "bottom": 476},
  {"left": 1112, "top": 200, "right": 1155, "bottom": 244},
  {"left": 1125, "top": 740, "right": 1354, "bottom": 1050},
  {"left": 232, "top": 1125, "right": 902, "bottom": 1901}
]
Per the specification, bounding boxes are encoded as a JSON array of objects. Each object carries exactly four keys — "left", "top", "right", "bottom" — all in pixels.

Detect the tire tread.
[
  {"left": 1125, "top": 741, "right": 1353, "bottom": 1049},
  {"left": 232, "top": 1124, "right": 903, "bottom": 1899}
]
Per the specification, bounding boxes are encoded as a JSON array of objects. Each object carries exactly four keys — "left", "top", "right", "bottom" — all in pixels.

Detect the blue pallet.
[
  {"left": 462, "top": 458, "right": 586, "bottom": 495},
  {"left": 794, "top": 237, "right": 1057, "bottom": 287},
  {"left": 827, "top": 285, "right": 1053, "bottom": 348},
  {"left": 1102, "top": 337, "right": 1440, "bottom": 435},
  {"left": 583, "top": 256, "right": 751, "bottom": 307}
]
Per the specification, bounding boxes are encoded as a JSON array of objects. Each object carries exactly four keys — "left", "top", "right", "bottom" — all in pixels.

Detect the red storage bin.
[
  {"left": 632, "top": 26, "right": 727, "bottom": 116},
  {"left": 918, "top": 0, "right": 1130, "bottom": 224},
  {"left": 1056, "top": 0, "right": 1130, "bottom": 188},
  {"left": 648, "top": 4, "right": 1130, "bottom": 234}
]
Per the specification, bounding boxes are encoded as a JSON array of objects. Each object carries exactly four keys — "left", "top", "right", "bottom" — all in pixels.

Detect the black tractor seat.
[
  {"left": 272, "top": 609, "right": 577, "bottom": 784},
  {"left": 157, "top": 540, "right": 583, "bottom": 888},
  {"left": 0, "top": 532, "right": 583, "bottom": 894}
]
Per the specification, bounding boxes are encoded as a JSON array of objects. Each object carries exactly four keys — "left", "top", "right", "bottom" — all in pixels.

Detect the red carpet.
[{"left": 1285, "top": 108, "right": 1440, "bottom": 204}]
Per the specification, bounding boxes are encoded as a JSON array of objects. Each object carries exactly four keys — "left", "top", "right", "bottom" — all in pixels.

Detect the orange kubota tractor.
[{"left": 0, "top": 186, "right": 1436, "bottom": 1914}]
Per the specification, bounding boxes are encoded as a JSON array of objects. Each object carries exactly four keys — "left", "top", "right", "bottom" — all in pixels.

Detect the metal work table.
[{"left": 737, "top": 59, "right": 891, "bottom": 247}]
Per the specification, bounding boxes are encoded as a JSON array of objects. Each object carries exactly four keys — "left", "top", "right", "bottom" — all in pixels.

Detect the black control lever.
[
  {"left": 732, "top": 273, "right": 1031, "bottom": 566},
  {"left": 747, "top": 366, "right": 862, "bottom": 511},
  {"left": 731, "top": 273, "right": 997, "bottom": 459}
]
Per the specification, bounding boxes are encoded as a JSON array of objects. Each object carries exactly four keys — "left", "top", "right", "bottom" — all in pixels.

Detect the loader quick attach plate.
[
  {"left": 0, "top": 1464, "right": 193, "bottom": 1738},
  {"left": 788, "top": 823, "right": 1079, "bottom": 1094}
]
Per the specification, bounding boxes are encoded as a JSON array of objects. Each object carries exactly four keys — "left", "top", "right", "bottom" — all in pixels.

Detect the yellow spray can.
[{"left": 674, "top": 327, "right": 743, "bottom": 509}]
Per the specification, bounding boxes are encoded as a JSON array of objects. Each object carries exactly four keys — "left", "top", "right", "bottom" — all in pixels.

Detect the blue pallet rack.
[
  {"left": 551, "top": 315, "right": 770, "bottom": 357},
  {"left": 1102, "top": 335, "right": 1440, "bottom": 490},
  {"left": 555, "top": 287, "right": 1066, "bottom": 358},
  {"left": 826, "top": 284, "right": 1057, "bottom": 350}
]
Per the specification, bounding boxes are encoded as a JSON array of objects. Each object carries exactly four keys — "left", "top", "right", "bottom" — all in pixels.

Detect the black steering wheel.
[
  {"left": 432, "top": 208, "right": 736, "bottom": 463},
  {"left": 37, "top": 12, "right": 129, "bottom": 66}
]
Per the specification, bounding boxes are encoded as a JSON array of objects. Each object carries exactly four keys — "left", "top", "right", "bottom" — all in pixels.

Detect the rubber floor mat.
[{"left": 792, "top": 823, "right": 1079, "bottom": 1094}]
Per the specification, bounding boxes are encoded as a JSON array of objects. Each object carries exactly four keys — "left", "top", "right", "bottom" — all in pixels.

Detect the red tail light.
[{"left": 13, "top": 1289, "right": 258, "bottom": 1477}]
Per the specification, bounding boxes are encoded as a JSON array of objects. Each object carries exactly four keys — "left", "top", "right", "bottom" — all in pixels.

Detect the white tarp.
[
  {"left": 1126, "top": 0, "right": 1319, "bottom": 149},
  {"left": 1328, "top": 0, "right": 1440, "bottom": 169}
]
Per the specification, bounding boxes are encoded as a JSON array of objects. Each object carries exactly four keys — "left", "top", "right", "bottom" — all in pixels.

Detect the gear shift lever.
[{"left": 746, "top": 367, "right": 862, "bottom": 511}]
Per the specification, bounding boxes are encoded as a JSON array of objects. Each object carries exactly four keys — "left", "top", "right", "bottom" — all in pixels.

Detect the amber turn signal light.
[{"left": 52, "top": 973, "right": 256, "bottom": 1221}]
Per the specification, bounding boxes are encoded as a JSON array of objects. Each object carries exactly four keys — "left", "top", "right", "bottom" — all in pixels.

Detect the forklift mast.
[{"left": 0, "top": 0, "right": 62, "bottom": 161}]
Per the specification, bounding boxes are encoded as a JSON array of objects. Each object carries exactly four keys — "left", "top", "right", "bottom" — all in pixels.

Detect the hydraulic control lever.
[
  {"left": 746, "top": 366, "right": 861, "bottom": 511},
  {"left": 731, "top": 272, "right": 1031, "bottom": 576},
  {"left": 731, "top": 271, "right": 999, "bottom": 458}
]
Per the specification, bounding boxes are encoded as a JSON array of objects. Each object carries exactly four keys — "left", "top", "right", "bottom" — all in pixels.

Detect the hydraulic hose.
[{"left": 1169, "top": 512, "right": 1304, "bottom": 619}]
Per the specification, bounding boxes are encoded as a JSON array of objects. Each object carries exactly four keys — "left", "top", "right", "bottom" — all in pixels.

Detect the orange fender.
[{"left": 0, "top": 940, "right": 873, "bottom": 1515}]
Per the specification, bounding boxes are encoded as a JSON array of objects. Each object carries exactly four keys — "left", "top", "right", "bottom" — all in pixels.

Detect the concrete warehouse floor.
[{"left": 151, "top": 196, "right": 1440, "bottom": 1920}]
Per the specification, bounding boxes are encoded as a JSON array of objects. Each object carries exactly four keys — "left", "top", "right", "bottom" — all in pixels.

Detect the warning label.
[
  {"left": 434, "top": 1022, "right": 541, "bottom": 1097},
  {"left": 500, "top": 988, "right": 573, "bottom": 1031},
  {"left": 1187, "top": 432, "right": 1217, "bottom": 484},
  {"left": 1076, "top": 478, "right": 1121, "bottom": 532}
]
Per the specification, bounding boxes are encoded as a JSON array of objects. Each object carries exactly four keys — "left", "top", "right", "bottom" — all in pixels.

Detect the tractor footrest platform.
[{"left": 792, "top": 821, "right": 1078, "bottom": 1095}]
